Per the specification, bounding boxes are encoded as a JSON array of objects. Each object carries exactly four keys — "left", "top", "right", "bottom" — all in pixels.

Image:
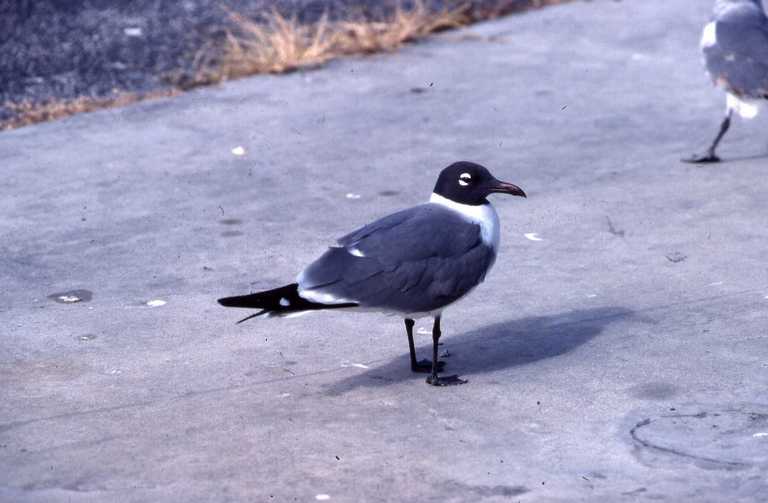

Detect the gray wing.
[
  {"left": 705, "top": 10, "right": 768, "bottom": 97},
  {"left": 297, "top": 204, "right": 496, "bottom": 314}
]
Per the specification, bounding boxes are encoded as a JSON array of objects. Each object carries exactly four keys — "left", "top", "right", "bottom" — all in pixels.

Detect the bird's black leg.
[
  {"left": 405, "top": 318, "right": 444, "bottom": 373},
  {"left": 425, "top": 315, "right": 466, "bottom": 386},
  {"left": 682, "top": 111, "right": 732, "bottom": 163}
]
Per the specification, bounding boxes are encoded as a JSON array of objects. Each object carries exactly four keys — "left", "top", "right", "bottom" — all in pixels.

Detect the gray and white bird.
[
  {"left": 683, "top": 0, "right": 768, "bottom": 163},
  {"left": 218, "top": 161, "right": 527, "bottom": 386}
]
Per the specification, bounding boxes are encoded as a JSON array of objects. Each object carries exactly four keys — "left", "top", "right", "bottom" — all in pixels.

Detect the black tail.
[{"left": 217, "top": 283, "right": 357, "bottom": 323}]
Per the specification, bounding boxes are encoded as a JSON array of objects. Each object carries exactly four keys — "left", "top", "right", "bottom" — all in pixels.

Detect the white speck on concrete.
[
  {"left": 586, "top": 294, "right": 597, "bottom": 298},
  {"left": 124, "top": 27, "right": 143, "bottom": 37},
  {"left": 708, "top": 281, "right": 724, "bottom": 286},
  {"left": 753, "top": 432, "right": 768, "bottom": 438},
  {"left": 315, "top": 495, "right": 331, "bottom": 501},
  {"left": 416, "top": 327, "right": 430, "bottom": 335},
  {"left": 524, "top": 233, "right": 543, "bottom": 241},
  {"left": 109, "top": 368, "right": 122, "bottom": 375},
  {"left": 58, "top": 295, "right": 81, "bottom": 303},
  {"left": 345, "top": 193, "right": 361, "bottom": 199},
  {"left": 231, "top": 146, "right": 246, "bottom": 156},
  {"left": 146, "top": 299, "right": 166, "bottom": 307},
  {"left": 341, "top": 362, "right": 369, "bottom": 369}
]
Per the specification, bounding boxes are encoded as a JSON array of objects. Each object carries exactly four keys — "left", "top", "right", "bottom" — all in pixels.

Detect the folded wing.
[
  {"left": 297, "top": 204, "right": 496, "bottom": 314},
  {"left": 705, "top": 12, "right": 768, "bottom": 98}
]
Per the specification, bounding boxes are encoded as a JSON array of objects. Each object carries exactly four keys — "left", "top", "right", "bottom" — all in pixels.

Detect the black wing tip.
[
  {"left": 236, "top": 310, "right": 267, "bottom": 324},
  {"left": 217, "top": 296, "right": 238, "bottom": 307}
]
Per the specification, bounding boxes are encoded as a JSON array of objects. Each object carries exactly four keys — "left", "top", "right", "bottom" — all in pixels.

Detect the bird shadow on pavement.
[
  {"left": 326, "top": 306, "right": 636, "bottom": 395},
  {"left": 722, "top": 152, "right": 768, "bottom": 163}
]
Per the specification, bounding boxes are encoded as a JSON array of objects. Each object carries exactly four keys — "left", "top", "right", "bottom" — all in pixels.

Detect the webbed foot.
[{"left": 681, "top": 152, "right": 721, "bottom": 164}]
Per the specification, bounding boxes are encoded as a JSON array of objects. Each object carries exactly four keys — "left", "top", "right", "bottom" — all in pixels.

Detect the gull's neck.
[
  {"left": 429, "top": 193, "right": 500, "bottom": 251},
  {"left": 429, "top": 192, "right": 490, "bottom": 211}
]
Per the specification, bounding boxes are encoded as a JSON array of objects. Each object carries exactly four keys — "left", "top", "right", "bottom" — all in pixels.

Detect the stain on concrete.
[
  {"left": 606, "top": 216, "right": 625, "bottom": 237},
  {"left": 628, "top": 382, "right": 679, "bottom": 400},
  {"left": 221, "top": 230, "right": 244, "bottom": 237},
  {"left": 442, "top": 480, "right": 529, "bottom": 498},
  {"left": 219, "top": 218, "right": 242, "bottom": 226},
  {"left": 629, "top": 407, "right": 768, "bottom": 470},
  {"left": 47, "top": 289, "right": 93, "bottom": 304},
  {"left": 665, "top": 252, "right": 687, "bottom": 263}
]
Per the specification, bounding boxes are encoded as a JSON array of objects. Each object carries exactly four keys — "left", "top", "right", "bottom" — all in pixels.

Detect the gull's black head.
[{"left": 433, "top": 161, "right": 526, "bottom": 206}]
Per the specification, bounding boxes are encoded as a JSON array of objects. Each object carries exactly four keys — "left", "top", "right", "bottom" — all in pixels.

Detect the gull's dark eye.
[{"left": 458, "top": 172, "right": 472, "bottom": 187}]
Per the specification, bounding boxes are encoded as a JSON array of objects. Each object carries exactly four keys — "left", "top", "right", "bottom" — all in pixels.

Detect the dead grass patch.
[
  {"left": 175, "top": 1, "right": 473, "bottom": 87},
  {"left": 1, "top": 90, "right": 178, "bottom": 131},
  {"left": 176, "top": 0, "right": 569, "bottom": 88},
  {"left": 2, "top": 0, "right": 568, "bottom": 130}
]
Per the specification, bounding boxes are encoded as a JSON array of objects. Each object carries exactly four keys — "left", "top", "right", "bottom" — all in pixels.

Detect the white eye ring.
[{"left": 458, "top": 172, "right": 471, "bottom": 187}]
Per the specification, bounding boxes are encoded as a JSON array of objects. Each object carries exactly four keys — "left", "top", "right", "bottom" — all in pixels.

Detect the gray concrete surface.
[{"left": 2, "top": 0, "right": 768, "bottom": 501}]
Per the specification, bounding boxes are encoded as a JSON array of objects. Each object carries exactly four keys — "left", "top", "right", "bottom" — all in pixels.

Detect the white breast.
[
  {"left": 701, "top": 21, "right": 717, "bottom": 49},
  {"left": 429, "top": 193, "right": 500, "bottom": 252},
  {"left": 726, "top": 92, "right": 762, "bottom": 119}
]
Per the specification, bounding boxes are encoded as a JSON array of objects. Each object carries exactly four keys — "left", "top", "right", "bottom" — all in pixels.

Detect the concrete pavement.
[{"left": 1, "top": 0, "right": 768, "bottom": 501}]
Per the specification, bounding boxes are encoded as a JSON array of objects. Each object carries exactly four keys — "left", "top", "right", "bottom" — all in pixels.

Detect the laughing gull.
[
  {"left": 683, "top": 0, "right": 768, "bottom": 163},
  {"left": 218, "top": 161, "right": 526, "bottom": 386}
]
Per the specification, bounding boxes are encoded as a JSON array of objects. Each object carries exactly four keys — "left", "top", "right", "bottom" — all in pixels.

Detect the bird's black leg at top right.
[
  {"left": 425, "top": 315, "right": 467, "bottom": 386},
  {"left": 404, "top": 318, "right": 444, "bottom": 373},
  {"left": 682, "top": 111, "right": 732, "bottom": 164}
]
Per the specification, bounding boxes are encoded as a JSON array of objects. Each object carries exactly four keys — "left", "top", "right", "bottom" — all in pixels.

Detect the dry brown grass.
[
  {"left": 179, "top": 0, "right": 571, "bottom": 88},
  {"left": 2, "top": 0, "right": 568, "bottom": 131},
  {"left": 179, "top": 1, "right": 472, "bottom": 87},
  {"left": 1, "top": 89, "right": 178, "bottom": 131}
]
